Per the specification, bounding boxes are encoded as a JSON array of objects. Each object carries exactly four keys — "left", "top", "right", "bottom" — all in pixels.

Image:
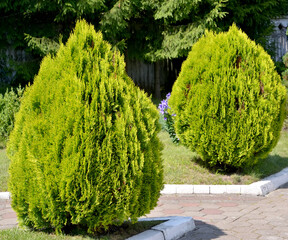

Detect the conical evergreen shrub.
[
  {"left": 169, "top": 25, "right": 286, "bottom": 170},
  {"left": 7, "top": 20, "right": 163, "bottom": 233}
]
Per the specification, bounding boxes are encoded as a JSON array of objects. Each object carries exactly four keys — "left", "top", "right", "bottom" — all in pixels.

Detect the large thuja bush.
[
  {"left": 169, "top": 25, "right": 286, "bottom": 170},
  {"left": 8, "top": 20, "right": 163, "bottom": 233}
]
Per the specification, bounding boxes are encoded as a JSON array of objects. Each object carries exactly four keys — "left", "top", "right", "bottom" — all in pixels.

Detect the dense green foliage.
[
  {"left": 0, "top": 86, "right": 23, "bottom": 141},
  {"left": 0, "top": 0, "right": 105, "bottom": 85},
  {"left": 7, "top": 20, "right": 163, "bottom": 234},
  {"left": 169, "top": 25, "right": 287, "bottom": 170},
  {"left": 0, "top": 0, "right": 226, "bottom": 85},
  {"left": 131, "top": 0, "right": 227, "bottom": 61}
]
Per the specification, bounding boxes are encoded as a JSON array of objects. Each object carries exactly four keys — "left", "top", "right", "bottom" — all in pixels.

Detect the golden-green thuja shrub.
[
  {"left": 7, "top": 20, "right": 163, "bottom": 233},
  {"left": 169, "top": 25, "right": 286, "bottom": 170}
]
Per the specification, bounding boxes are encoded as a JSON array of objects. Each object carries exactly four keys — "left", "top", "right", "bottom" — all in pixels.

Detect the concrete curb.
[
  {"left": 0, "top": 192, "right": 10, "bottom": 200},
  {"left": 127, "top": 216, "right": 195, "bottom": 240},
  {"left": 161, "top": 166, "right": 288, "bottom": 196}
]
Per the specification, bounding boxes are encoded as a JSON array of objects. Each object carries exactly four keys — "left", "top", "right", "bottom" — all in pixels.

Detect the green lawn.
[
  {"left": 161, "top": 130, "right": 288, "bottom": 185},
  {"left": 0, "top": 141, "right": 9, "bottom": 191},
  {"left": 0, "top": 221, "right": 163, "bottom": 240}
]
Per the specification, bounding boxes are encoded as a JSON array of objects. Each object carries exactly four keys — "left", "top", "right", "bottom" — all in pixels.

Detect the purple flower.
[
  {"left": 158, "top": 93, "right": 172, "bottom": 116},
  {"left": 158, "top": 92, "right": 179, "bottom": 144}
]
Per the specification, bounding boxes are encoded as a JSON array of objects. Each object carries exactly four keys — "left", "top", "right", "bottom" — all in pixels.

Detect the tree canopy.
[
  {"left": 219, "top": 0, "right": 288, "bottom": 54},
  {"left": 0, "top": 0, "right": 287, "bottom": 85}
]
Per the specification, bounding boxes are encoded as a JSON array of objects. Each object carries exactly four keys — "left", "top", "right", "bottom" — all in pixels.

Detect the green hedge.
[
  {"left": 8, "top": 20, "right": 163, "bottom": 233},
  {"left": 169, "top": 25, "right": 286, "bottom": 170}
]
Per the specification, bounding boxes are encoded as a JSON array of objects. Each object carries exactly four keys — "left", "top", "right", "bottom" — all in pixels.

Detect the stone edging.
[
  {"left": 0, "top": 192, "right": 10, "bottom": 199},
  {"left": 127, "top": 216, "right": 195, "bottom": 240},
  {"left": 161, "top": 167, "right": 288, "bottom": 196}
]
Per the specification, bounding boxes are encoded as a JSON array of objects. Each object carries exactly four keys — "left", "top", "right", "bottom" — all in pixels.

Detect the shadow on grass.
[
  {"left": 28, "top": 220, "right": 164, "bottom": 240},
  {"left": 248, "top": 154, "right": 288, "bottom": 179},
  {"left": 191, "top": 155, "right": 241, "bottom": 175},
  {"left": 191, "top": 153, "right": 288, "bottom": 181},
  {"left": 179, "top": 220, "right": 226, "bottom": 240}
]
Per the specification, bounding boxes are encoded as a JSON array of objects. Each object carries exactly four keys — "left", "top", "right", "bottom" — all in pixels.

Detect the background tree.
[
  {"left": 218, "top": 0, "right": 288, "bottom": 56},
  {"left": 0, "top": 0, "right": 105, "bottom": 86},
  {"left": 1, "top": 0, "right": 287, "bottom": 93},
  {"left": 0, "top": 0, "right": 226, "bottom": 88}
]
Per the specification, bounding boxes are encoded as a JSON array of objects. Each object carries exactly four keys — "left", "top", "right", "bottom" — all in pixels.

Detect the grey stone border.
[
  {"left": 127, "top": 216, "right": 195, "bottom": 240},
  {"left": 0, "top": 192, "right": 10, "bottom": 199},
  {"left": 161, "top": 166, "right": 288, "bottom": 196},
  {"left": 1, "top": 166, "right": 288, "bottom": 200}
]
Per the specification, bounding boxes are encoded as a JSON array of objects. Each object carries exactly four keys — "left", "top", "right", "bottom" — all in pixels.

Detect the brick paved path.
[
  {"left": 0, "top": 199, "right": 17, "bottom": 230},
  {"left": 1, "top": 183, "right": 288, "bottom": 239},
  {"left": 146, "top": 182, "right": 288, "bottom": 240}
]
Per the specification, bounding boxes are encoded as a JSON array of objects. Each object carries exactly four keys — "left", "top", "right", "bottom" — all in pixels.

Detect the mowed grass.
[
  {"left": 160, "top": 130, "right": 288, "bottom": 185},
  {"left": 0, "top": 221, "right": 164, "bottom": 240}
]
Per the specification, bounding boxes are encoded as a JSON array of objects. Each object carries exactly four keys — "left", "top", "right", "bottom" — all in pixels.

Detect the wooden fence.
[
  {"left": 126, "top": 58, "right": 183, "bottom": 98},
  {"left": 0, "top": 48, "right": 29, "bottom": 83},
  {"left": 271, "top": 17, "right": 288, "bottom": 62}
]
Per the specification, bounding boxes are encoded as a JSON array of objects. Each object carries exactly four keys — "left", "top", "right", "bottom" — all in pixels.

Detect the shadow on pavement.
[
  {"left": 178, "top": 220, "right": 226, "bottom": 240},
  {"left": 279, "top": 182, "right": 288, "bottom": 189}
]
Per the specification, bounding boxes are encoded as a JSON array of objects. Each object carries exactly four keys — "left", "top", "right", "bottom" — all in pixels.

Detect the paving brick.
[
  {"left": 228, "top": 221, "right": 252, "bottom": 227},
  {"left": 201, "top": 208, "right": 224, "bottom": 215},
  {"left": 216, "top": 202, "right": 239, "bottom": 207},
  {"left": 235, "top": 232, "right": 261, "bottom": 239},
  {"left": 2, "top": 212, "right": 17, "bottom": 219},
  {"left": 0, "top": 218, "right": 17, "bottom": 225},
  {"left": 269, "top": 221, "right": 288, "bottom": 227},
  {"left": 260, "top": 237, "right": 284, "bottom": 240},
  {"left": 248, "top": 219, "right": 269, "bottom": 225},
  {"left": 162, "top": 209, "right": 185, "bottom": 215},
  {"left": 253, "top": 229, "right": 280, "bottom": 237},
  {"left": 182, "top": 211, "right": 205, "bottom": 218},
  {"left": 198, "top": 203, "right": 221, "bottom": 209},
  {"left": 158, "top": 204, "right": 182, "bottom": 210},
  {"left": 203, "top": 215, "right": 228, "bottom": 220},
  {"left": 181, "top": 206, "right": 203, "bottom": 212},
  {"left": 180, "top": 202, "right": 200, "bottom": 207}
]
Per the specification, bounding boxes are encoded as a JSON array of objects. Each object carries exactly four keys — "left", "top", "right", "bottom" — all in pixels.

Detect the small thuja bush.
[
  {"left": 169, "top": 25, "right": 287, "bottom": 170},
  {"left": 7, "top": 20, "right": 163, "bottom": 234},
  {"left": 158, "top": 93, "right": 179, "bottom": 143},
  {"left": 0, "top": 86, "right": 24, "bottom": 141}
]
